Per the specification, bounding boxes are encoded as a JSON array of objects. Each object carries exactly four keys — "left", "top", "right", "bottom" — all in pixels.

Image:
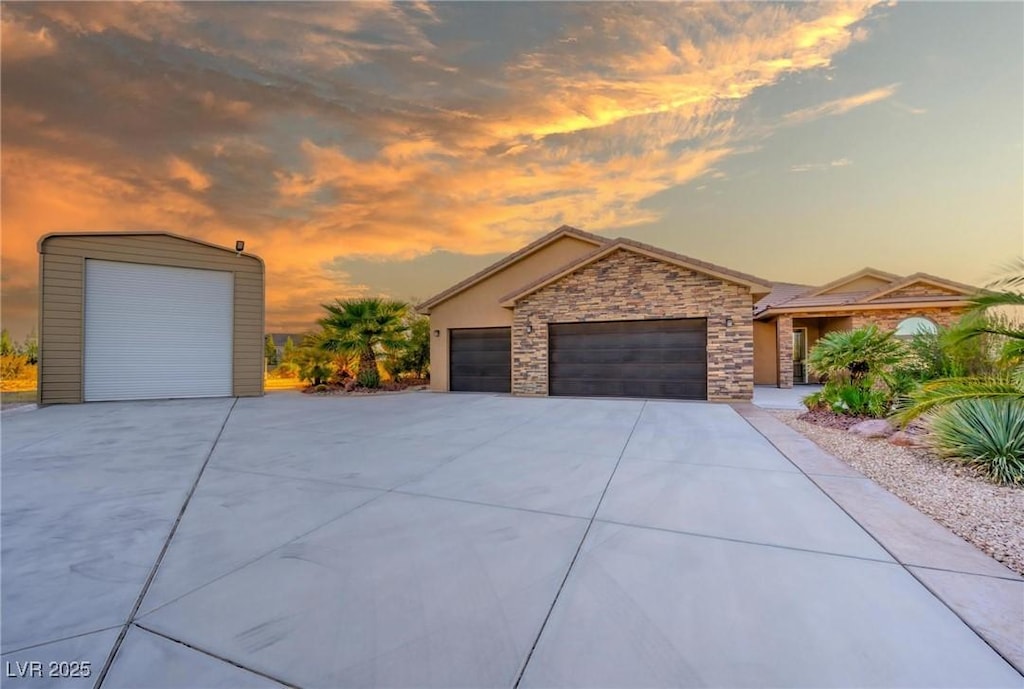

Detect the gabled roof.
[
  {"left": 415, "top": 225, "right": 607, "bottom": 313},
  {"left": 801, "top": 267, "right": 902, "bottom": 298},
  {"left": 499, "top": 237, "right": 773, "bottom": 307},
  {"left": 38, "top": 231, "right": 263, "bottom": 264},
  {"left": 860, "top": 272, "right": 979, "bottom": 303}
]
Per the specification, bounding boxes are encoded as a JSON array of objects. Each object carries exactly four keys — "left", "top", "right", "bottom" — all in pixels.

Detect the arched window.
[{"left": 895, "top": 316, "right": 938, "bottom": 338}]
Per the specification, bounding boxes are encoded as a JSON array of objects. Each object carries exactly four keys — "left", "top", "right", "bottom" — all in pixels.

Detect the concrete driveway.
[{"left": 2, "top": 393, "right": 1021, "bottom": 688}]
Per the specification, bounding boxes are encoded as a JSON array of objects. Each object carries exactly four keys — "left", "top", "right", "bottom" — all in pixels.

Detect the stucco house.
[{"left": 416, "top": 226, "right": 977, "bottom": 402}]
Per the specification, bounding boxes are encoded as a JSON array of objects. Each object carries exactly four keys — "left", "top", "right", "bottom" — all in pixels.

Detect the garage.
[
  {"left": 548, "top": 319, "right": 707, "bottom": 400},
  {"left": 38, "top": 232, "right": 265, "bottom": 404},
  {"left": 449, "top": 327, "right": 511, "bottom": 393}
]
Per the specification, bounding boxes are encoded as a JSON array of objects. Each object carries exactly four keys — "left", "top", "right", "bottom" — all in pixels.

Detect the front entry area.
[{"left": 548, "top": 318, "right": 708, "bottom": 400}]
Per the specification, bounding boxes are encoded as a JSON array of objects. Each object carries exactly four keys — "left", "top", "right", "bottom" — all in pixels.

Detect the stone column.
[{"left": 776, "top": 316, "right": 794, "bottom": 389}]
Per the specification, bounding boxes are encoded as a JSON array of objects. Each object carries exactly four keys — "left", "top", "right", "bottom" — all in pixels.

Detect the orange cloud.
[{"left": 1, "top": 1, "right": 890, "bottom": 338}]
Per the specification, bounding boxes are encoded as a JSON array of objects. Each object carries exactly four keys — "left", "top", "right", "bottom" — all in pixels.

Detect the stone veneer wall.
[
  {"left": 847, "top": 307, "right": 966, "bottom": 331},
  {"left": 510, "top": 250, "right": 756, "bottom": 401}
]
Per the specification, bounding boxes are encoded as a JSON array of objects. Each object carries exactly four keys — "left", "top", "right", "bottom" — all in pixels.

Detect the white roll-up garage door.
[{"left": 84, "top": 260, "right": 234, "bottom": 401}]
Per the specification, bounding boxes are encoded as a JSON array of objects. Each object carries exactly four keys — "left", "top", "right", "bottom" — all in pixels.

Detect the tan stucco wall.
[
  {"left": 427, "top": 235, "right": 598, "bottom": 391},
  {"left": 821, "top": 275, "right": 893, "bottom": 294},
  {"left": 510, "top": 249, "right": 756, "bottom": 402},
  {"left": 753, "top": 321, "right": 777, "bottom": 385},
  {"left": 38, "top": 233, "right": 264, "bottom": 404}
]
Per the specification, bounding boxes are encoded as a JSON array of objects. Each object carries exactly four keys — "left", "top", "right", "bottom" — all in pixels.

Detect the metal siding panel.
[{"left": 84, "top": 260, "right": 233, "bottom": 401}]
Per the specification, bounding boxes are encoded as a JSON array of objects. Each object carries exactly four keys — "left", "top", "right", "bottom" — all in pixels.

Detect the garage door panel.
[
  {"left": 549, "top": 319, "right": 707, "bottom": 400},
  {"left": 84, "top": 260, "right": 233, "bottom": 401},
  {"left": 450, "top": 328, "right": 511, "bottom": 393}
]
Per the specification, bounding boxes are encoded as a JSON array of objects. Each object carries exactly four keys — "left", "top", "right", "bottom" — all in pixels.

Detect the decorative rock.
[
  {"left": 849, "top": 419, "right": 896, "bottom": 439},
  {"left": 889, "top": 430, "right": 924, "bottom": 447}
]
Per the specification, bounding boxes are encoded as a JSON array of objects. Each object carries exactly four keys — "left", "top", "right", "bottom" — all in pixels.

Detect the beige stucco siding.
[
  {"left": 427, "top": 235, "right": 598, "bottom": 391},
  {"left": 38, "top": 233, "right": 265, "bottom": 404},
  {"left": 753, "top": 320, "right": 777, "bottom": 385}
]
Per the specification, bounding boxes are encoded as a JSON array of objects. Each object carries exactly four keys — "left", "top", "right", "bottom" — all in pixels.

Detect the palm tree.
[
  {"left": 807, "top": 325, "right": 905, "bottom": 385},
  {"left": 317, "top": 298, "right": 409, "bottom": 380},
  {"left": 896, "top": 261, "right": 1024, "bottom": 422}
]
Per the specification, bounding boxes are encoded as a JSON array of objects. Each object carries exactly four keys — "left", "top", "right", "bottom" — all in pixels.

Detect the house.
[
  {"left": 753, "top": 268, "right": 976, "bottom": 388},
  {"left": 417, "top": 226, "right": 979, "bottom": 402}
]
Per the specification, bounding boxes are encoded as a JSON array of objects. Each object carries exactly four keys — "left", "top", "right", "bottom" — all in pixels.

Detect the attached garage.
[
  {"left": 449, "top": 327, "right": 511, "bottom": 393},
  {"left": 38, "top": 232, "right": 265, "bottom": 404},
  {"left": 548, "top": 319, "right": 707, "bottom": 400}
]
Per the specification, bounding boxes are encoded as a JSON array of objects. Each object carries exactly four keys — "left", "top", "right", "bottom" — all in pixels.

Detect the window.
[{"left": 895, "top": 316, "right": 938, "bottom": 338}]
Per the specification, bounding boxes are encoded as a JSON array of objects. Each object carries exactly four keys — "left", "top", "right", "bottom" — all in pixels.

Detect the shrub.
[
  {"left": 271, "top": 361, "right": 301, "bottom": 379},
  {"left": 807, "top": 325, "right": 905, "bottom": 385},
  {"left": 802, "top": 380, "right": 892, "bottom": 417},
  {"left": 357, "top": 367, "right": 381, "bottom": 389},
  {"left": 0, "top": 354, "right": 29, "bottom": 380},
  {"left": 930, "top": 399, "right": 1024, "bottom": 485}
]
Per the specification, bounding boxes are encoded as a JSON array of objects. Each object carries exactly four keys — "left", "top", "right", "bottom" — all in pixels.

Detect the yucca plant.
[{"left": 930, "top": 399, "right": 1024, "bottom": 485}]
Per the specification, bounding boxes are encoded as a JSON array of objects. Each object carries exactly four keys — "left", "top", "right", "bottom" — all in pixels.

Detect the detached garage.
[{"left": 38, "top": 232, "right": 265, "bottom": 404}]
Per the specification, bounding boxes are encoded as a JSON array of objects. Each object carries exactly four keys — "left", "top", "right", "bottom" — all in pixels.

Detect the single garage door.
[
  {"left": 549, "top": 318, "right": 707, "bottom": 400},
  {"left": 84, "top": 260, "right": 234, "bottom": 401},
  {"left": 449, "top": 327, "right": 511, "bottom": 393}
]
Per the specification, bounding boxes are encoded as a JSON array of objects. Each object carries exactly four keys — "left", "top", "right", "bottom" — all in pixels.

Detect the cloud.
[
  {"left": 790, "top": 157, "right": 854, "bottom": 173},
  {"left": 1, "top": 1, "right": 888, "bottom": 337},
  {"left": 783, "top": 84, "right": 899, "bottom": 124}
]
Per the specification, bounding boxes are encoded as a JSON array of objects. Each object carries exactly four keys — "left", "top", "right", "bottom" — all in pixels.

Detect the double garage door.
[
  {"left": 449, "top": 318, "right": 707, "bottom": 400},
  {"left": 83, "top": 260, "right": 234, "bottom": 401}
]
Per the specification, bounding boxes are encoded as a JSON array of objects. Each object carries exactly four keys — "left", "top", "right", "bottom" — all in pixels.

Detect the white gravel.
[{"left": 771, "top": 410, "right": 1024, "bottom": 576}]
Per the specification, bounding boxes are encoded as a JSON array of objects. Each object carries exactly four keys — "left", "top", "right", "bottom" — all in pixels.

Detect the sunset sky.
[{"left": 2, "top": 1, "right": 1022, "bottom": 340}]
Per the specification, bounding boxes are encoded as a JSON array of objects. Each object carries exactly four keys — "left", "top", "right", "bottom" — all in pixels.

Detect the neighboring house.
[
  {"left": 753, "top": 268, "right": 977, "bottom": 388},
  {"left": 268, "top": 333, "right": 305, "bottom": 362},
  {"left": 417, "top": 226, "right": 980, "bottom": 402}
]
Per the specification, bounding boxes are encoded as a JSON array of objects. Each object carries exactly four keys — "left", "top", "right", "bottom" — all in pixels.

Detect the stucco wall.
[
  {"left": 510, "top": 249, "right": 756, "bottom": 401},
  {"left": 427, "top": 235, "right": 599, "bottom": 391},
  {"left": 753, "top": 321, "right": 777, "bottom": 385}
]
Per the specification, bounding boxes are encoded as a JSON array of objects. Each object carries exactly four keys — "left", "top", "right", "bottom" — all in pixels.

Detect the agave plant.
[{"left": 930, "top": 398, "right": 1024, "bottom": 485}]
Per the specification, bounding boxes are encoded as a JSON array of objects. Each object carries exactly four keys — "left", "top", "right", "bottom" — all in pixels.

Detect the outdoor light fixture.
[
  {"left": 725, "top": 317, "right": 734, "bottom": 327},
  {"left": 433, "top": 329, "right": 440, "bottom": 337},
  {"left": 526, "top": 324, "right": 533, "bottom": 333},
  {"left": 235, "top": 240, "right": 245, "bottom": 254}
]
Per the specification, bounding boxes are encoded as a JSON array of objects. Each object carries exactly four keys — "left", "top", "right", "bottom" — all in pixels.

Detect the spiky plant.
[{"left": 930, "top": 399, "right": 1024, "bottom": 485}]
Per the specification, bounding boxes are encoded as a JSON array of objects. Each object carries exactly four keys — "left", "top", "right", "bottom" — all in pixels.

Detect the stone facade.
[
  {"left": 881, "top": 284, "right": 964, "bottom": 300},
  {"left": 775, "top": 316, "right": 794, "bottom": 389},
  {"left": 847, "top": 307, "right": 965, "bottom": 331},
  {"left": 510, "top": 249, "right": 756, "bottom": 401}
]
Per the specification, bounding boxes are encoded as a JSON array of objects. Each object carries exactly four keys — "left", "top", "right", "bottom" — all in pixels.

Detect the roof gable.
[
  {"left": 415, "top": 225, "right": 607, "bottom": 313},
  {"left": 499, "top": 238, "right": 772, "bottom": 306},
  {"left": 861, "top": 273, "right": 978, "bottom": 303},
  {"left": 805, "top": 267, "right": 902, "bottom": 297}
]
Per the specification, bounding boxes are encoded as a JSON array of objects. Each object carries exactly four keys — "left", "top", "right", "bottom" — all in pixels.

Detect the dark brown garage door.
[
  {"left": 549, "top": 319, "right": 707, "bottom": 400},
  {"left": 450, "top": 327, "right": 511, "bottom": 393}
]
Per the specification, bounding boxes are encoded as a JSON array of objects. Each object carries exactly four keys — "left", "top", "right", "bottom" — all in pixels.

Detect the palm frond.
[{"left": 894, "top": 377, "right": 1024, "bottom": 423}]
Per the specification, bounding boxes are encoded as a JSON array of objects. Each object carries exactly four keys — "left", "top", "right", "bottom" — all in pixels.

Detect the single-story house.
[
  {"left": 754, "top": 268, "right": 976, "bottom": 388},
  {"left": 416, "top": 226, "right": 977, "bottom": 402}
]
